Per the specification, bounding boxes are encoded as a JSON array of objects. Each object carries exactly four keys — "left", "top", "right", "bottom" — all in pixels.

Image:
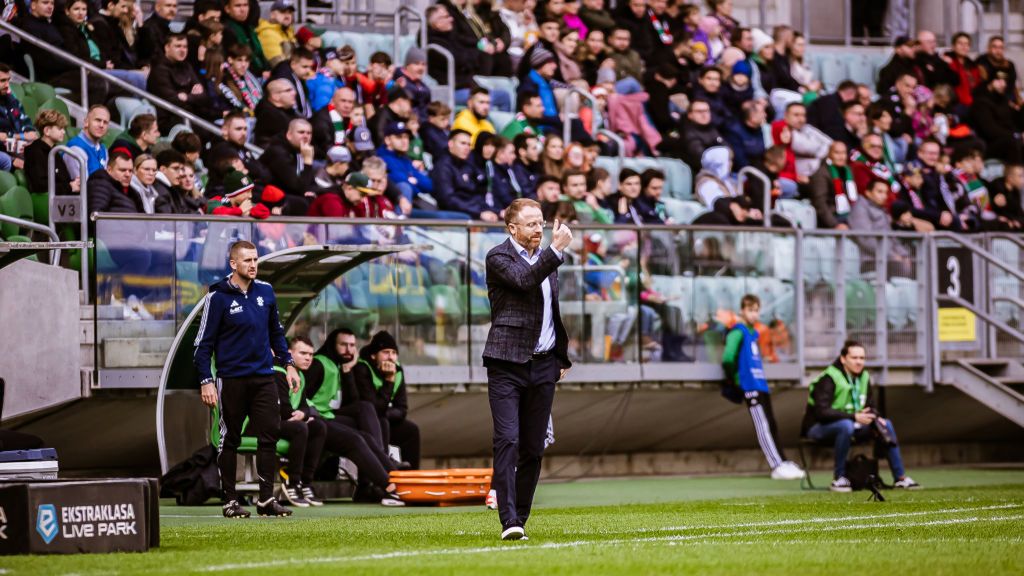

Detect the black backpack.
[
  {"left": 846, "top": 454, "right": 887, "bottom": 501},
  {"left": 160, "top": 445, "right": 223, "bottom": 506}
]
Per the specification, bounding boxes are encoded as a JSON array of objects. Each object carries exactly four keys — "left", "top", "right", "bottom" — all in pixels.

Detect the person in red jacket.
[
  {"left": 206, "top": 170, "right": 272, "bottom": 218},
  {"left": 307, "top": 171, "right": 377, "bottom": 217}
]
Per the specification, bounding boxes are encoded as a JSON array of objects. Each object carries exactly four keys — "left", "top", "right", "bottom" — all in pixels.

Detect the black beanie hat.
[{"left": 361, "top": 330, "right": 398, "bottom": 358}]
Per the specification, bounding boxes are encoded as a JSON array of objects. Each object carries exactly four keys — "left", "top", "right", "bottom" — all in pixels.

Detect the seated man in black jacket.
[
  {"left": 87, "top": 150, "right": 141, "bottom": 214},
  {"left": 991, "top": 163, "right": 1024, "bottom": 229},
  {"left": 204, "top": 111, "right": 271, "bottom": 186},
  {"left": 253, "top": 79, "right": 299, "bottom": 148},
  {"left": 429, "top": 129, "right": 497, "bottom": 221},
  {"left": 353, "top": 331, "right": 420, "bottom": 470},
  {"left": 272, "top": 336, "right": 328, "bottom": 508},
  {"left": 258, "top": 118, "right": 316, "bottom": 214},
  {"left": 146, "top": 33, "right": 211, "bottom": 131},
  {"left": 802, "top": 340, "right": 921, "bottom": 493},
  {"left": 680, "top": 99, "right": 725, "bottom": 175}
]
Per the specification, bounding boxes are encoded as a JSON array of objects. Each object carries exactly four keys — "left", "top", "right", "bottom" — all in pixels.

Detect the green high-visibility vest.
[
  {"left": 307, "top": 354, "right": 341, "bottom": 420},
  {"left": 272, "top": 365, "right": 305, "bottom": 410},
  {"left": 808, "top": 364, "right": 870, "bottom": 415},
  {"left": 358, "top": 358, "right": 402, "bottom": 396}
]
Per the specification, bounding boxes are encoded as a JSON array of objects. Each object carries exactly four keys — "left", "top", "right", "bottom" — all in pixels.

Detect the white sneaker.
[
  {"left": 830, "top": 476, "right": 853, "bottom": 492},
  {"left": 894, "top": 476, "right": 921, "bottom": 489},
  {"left": 771, "top": 461, "right": 807, "bottom": 480},
  {"left": 485, "top": 489, "right": 498, "bottom": 510},
  {"left": 501, "top": 526, "right": 525, "bottom": 541}
]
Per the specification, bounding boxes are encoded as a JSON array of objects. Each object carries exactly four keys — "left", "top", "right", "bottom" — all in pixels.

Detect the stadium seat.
[
  {"left": 662, "top": 198, "right": 707, "bottom": 224},
  {"left": 656, "top": 158, "right": 692, "bottom": 200},
  {"left": 30, "top": 193, "right": 47, "bottom": 224},
  {"left": 776, "top": 199, "right": 817, "bottom": 229},
  {"left": 982, "top": 159, "right": 1005, "bottom": 181},
  {"left": 0, "top": 186, "right": 34, "bottom": 238},
  {"left": 846, "top": 55, "right": 877, "bottom": 88},
  {"left": 473, "top": 75, "right": 518, "bottom": 110},
  {"left": 594, "top": 156, "right": 619, "bottom": 186},
  {"left": 0, "top": 171, "right": 16, "bottom": 195},
  {"left": 845, "top": 279, "right": 876, "bottom": 329},
  {"left": 649, "top": 274, "right": 695, "bottom": 325},
  {"left": 815, "top": 53, "right": 849, "bottom": 93},
  {"left": 115, "top": 97, "right": 157, "bottom": 127},
  {"left": 489, "top": 110, "right": 514, "bottom": 133},
  {"left": 37, "top": 98, "right": 70, "bottom": 124}
]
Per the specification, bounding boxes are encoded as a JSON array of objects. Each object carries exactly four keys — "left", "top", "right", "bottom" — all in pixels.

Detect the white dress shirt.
[{"left": 508, "top": 237, "right": 562, "bottom": 353}]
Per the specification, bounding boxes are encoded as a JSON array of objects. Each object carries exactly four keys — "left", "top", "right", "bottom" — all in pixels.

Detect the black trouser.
[
  {"left": 334, "top": 401, "right": 386, "bottom": 451},
  {"left": 217, "top": 375, "right": 280, "bottom": 503},
  {"left": 487, "top": 354, "right": 558, "bottom": 530},
  {"left": 743, "top": 391, "right": 787, "bottom": 469},
  {"left": 383, "top": 417, "right": 421, "bottom": 470},
  {"left": 322, "top": 418, "right": 392, "bottom": 488},
  {"left": 279, "top": 417, "right": 327, "bottom": 486}
]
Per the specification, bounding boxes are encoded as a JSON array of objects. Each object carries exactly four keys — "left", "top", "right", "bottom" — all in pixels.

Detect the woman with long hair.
[
  {"left": 555, "top": 27, "right": 583, "bottom": 84},
  {"left": 541, "top": 135, "right": 566, "bottom": 178},
  {"left": 212, "top": 43, "right": 263, "bottom": 117}
]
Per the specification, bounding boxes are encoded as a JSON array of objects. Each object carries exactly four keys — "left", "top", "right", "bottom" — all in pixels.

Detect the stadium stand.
[{"left": 0, "top": 0, "right": 1022, "bottom": 506}]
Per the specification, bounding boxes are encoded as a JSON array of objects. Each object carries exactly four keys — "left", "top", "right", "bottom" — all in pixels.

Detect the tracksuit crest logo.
[
  {"left": 256, "top": 296, "right": 264, "bottom": 307},
  {"left": 36, "top": 504, "right": 58, "bottom": 544}
]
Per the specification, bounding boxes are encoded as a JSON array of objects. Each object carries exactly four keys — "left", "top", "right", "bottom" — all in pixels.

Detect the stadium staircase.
[{"left": 942, "top": 359, "right": 1024, "bottom": 428}]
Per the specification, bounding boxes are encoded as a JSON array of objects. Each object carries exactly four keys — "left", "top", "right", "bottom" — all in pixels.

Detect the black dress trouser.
[
  {"left": 217, "top": 375, "right": 279, "bottom": 502},
  {"left": 279, "top": 418, "right": 327, "bottom": 486},
  {"left": 487, "top": 354, "right": 558, "bottom": 530}
]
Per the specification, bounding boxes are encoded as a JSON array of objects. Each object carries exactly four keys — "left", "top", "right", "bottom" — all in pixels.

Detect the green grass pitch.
[{"left": 5, "top": 468, "right": 1023, "bottom": 575}]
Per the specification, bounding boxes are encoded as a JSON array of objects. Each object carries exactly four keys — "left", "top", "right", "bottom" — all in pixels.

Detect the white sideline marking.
[
  {"left": 186, "top": 511, "right": 1024, "bottom": 573},
  {"left": 642, "top": 503, "right": 1022, "bottom": 533}
]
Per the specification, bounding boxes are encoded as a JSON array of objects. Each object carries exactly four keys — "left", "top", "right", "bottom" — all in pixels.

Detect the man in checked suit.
[{"left": 483, "top": 198, "right": 574, "bottom": 541}]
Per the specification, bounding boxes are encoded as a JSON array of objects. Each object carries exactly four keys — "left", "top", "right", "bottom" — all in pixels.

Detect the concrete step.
[
  {"left": 102, "top": 337, "right": 174, "bottom": 368},
  {"left": 79, "top": 304, "right": 124, "bottom": 321}
]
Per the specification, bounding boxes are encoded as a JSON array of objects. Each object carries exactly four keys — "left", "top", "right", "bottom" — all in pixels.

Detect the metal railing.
[
  {"left": 426, "top": 43, "right": 455, "bottom": 121},
  {"left": 394, "top": 5, "right": 427, "bottom": 64},
  {"left": 959, "top": 0, "right": 986, "bottom": 48},
  {"left": 563, "top": 86, "right": 600, "bottom": 148},
  {"left": 929, "top": 232, "right": 1024, "bottom": 381},
  {"left": 736, "top": 166, "right": 773, "bottom": 228},
  {"left": 49, "top": 145, "right": 90, "bottom": 301},
  {"left": 0, "top": 19, "right": 259, "bottom": 152}
]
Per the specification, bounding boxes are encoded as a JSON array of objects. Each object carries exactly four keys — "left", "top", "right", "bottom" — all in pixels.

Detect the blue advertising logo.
[{"left": 36, "top": 504, "right": 59, "bottom": 544}]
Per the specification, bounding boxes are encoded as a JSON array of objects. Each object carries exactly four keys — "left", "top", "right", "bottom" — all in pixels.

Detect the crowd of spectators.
[{"left": 0, "top": 0, "right": 1021, "bottom": 234}]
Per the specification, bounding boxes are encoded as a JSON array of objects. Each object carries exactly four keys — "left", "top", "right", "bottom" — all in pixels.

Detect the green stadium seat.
[
  {"left": 0, "top": 171, "right": 17, "bottom": 195},
  {"left": 489, "top": 110, "right": 514, "bottom": 133},
  {"left": 776, "top": 199, "right": 817, "bottom": 229},
  {"left": 37, "top": 98, "right": 70, "bottom": 123},
  {"left": 9, "top": 83, "right": 26, "bottom": 105},
  {"left": 30, "top": 193, "right": 48, "bottom": 224},
  {"left": 845, "top": 279, "right": 876, "bottom": 329},
  {"left": 25, "top": 83, "right": 58, "bottom": 105},
  {"left": 101, "top": 129, "right": 122, "bottom": 149},
  {"left": 13, "top": 169, "right": 27, "bottom": 189},
  {"left": 0, "top": 186, "right": 35, "bottom": 238}
]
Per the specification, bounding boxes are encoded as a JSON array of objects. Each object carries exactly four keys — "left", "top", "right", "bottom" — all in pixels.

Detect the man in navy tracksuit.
[{"left": 195, "top": 240, "right": 300, "bottom": 518}]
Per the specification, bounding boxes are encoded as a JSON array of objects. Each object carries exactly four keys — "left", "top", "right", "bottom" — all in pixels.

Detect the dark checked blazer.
[{"left": 482, "top": 238, "right": 571, "bottom": 369}]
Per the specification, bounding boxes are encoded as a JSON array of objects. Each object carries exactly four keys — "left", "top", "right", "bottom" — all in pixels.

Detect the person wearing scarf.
[
  {"left": 851, "top": 133, "right": 902, "bottom": 208},
  {"left": 217, "top": 45, "right": 264, "bottom": 117},
  {"left": 809, "top": 141, "right": 856, "bottom": 229}
]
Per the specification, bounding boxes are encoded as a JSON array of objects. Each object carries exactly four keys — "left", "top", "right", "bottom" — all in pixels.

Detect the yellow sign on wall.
[{"left": 937, "top": 308, "right": 977, "bottom": 342}]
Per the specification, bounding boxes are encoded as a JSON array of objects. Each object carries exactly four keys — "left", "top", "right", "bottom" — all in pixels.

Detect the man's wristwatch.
[{"left": 200, "top": 378, "right": 215, "bottom": 387}]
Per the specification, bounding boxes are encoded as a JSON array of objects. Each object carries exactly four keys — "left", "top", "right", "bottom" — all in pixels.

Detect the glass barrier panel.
[
  {"left": 802, "top": 234, "right": 844, "bottom": 364},
  {"left": 887, "top": 235, "right": 926, "bottom": 362},
  {"left": 469, "top": 226, "right": 515, "bottom": 367},
  {"left": 571, "top": 226, "right": 641, "bottom": 364},
  {"left": 173, "top": 220, "right": 254, "bottom": 328},
  {"left": 989, "top": 237, "right": 1024, "bottom": 358},
  {"left": 94, "top": 217, "right": 178, "bottom": 369}
]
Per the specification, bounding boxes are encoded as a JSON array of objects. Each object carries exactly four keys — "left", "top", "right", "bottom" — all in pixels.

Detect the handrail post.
[
  {"left": 49, "top": 145, "right": 89, "bottom": 301},
  {"left": 801, "top": 0, "right": 810, "bottom": 41},
  {"left": 737, "top": 166, "right": 772, "bottom": 228},
  {"left": 563, "top": 86, "right": 599, "bottom": 148},
  {"left": 759, "top": 0, "right": 767, "bottom": 29},
  {"left": 844, "top": 0, "right": 852, "bottom": 46},
  {"left": 426, "top": 43, "right": 456, "bottom": 122},
  {"left": 80, "top": 68, "right": 89, "bottom": 111},
  {"left": 1001, "top": 0, "right": 1009, "bottom": 45},
  {"left": 394, "top": 6, "right": 426, "bottom": 64},
  {"left": 795, "top": 228, "right": 805, "bottom": 377}
]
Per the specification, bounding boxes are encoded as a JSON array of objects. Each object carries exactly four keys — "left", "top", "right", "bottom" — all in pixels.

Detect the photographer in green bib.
[
  {"left": 801, "top": 340, "right": 921, "bottom": 492},
  {"left": 353, "top": 331, "right": 421, "bottom": 470}
]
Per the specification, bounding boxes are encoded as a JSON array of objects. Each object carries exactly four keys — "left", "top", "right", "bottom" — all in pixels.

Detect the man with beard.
[
  {"left": 511, "top": 133, "right": 541, "bottom": 199},
  {"left": 205, "top": 111, "right": 271, "bottom": 185},
  {"left": 483, "top": 199, "right": 573, "bottom": 540},
  {"left": 353, "top": 331, "right": 421, "bottom": 471},
  {"left": 977, "top": 35, "right": 1021, "bottom": 105},
  {"left": 452, "top": 87, "right": 496, "bottom": 146},
  {"left": 269, "top": 47, "right": 316, "bottom": 118}
]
